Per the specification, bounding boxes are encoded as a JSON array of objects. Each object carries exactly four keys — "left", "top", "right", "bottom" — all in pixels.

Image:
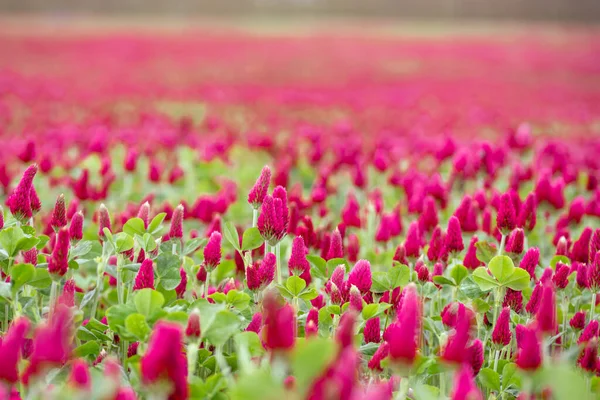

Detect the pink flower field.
[{"left": 0, "top": 19, "right": 599, "bottom": 400}]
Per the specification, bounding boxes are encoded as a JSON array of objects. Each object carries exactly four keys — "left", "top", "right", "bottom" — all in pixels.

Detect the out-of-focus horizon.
[{"left": 1, "top": 0, "right": 599, "bottom": 23}]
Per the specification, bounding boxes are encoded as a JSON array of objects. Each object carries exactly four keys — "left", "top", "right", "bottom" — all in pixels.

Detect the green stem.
[
  {"left": 591, "top": 293, "right": 597, "bottom": 322},
  {"left": 121, "top": 338, "right": 128, "bottom": 365},
  {"left": 13, "top": 292, "right": 20, "bottom": 319},
  {"left": 493, "top": 287, "right": 505, "bottom": 329},
  {"left": 116, "top": 256, "right": 124, "bottom": 305},
  {"left": 125, "top": 281, "right": 133, "bottom": 304},
  {"left": 276, "top": 243, "right": 282, "bottom": 285},
  {"left": 215, "top": 345, "right": 234, "bottom": 385},
  {"left": 252, "top": 209, "right": 258, "bottom": 228},
  {"left": 493, "top": 348, "right": 501, "bottom": 372},
  {"left": 383, "top": 311, "right": 390, "bottom": 331},
  {"left": 187, "top": 342, "right": 199, "bottom": 381},
  {"left": 523, "top": 375, "right": 534, "bottom": 398},
  {"left": 3, "top": 304, "right": 8, "bottom": 332},
  {"left": 292, "top": 296, "right": 299, "bottom": 334},
  {"left": 204, "top": 271, "right": 210, "bottom": 298},
  {"left": 396, "top": 376, "right": 410, "bottom": 400},
  {"left": 123, "top": 174, "right": 132, "bottom": 202},
  {"left": 562, "top": 297, "right": 568, "bottom": 336},
  {"left": 89, "top": 253, "right": 107, "bottom": 320},
  {"left": 89, "top": 270, "right": 104, "bottom": 320},
  {"left": 497, "top": 234, "right": 506, "bottom": 256},
  {"left": 366, "top": 203, "right": 376, "bottom": 256},
  {"left": 49, "top": 280, "right": 59, "bottom": 320}
]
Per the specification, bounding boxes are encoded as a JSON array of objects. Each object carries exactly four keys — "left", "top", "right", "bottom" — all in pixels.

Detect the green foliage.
[
  {"left": 241, "top": 227, "right": 263, "bottom": 251},
  {"left": 473, "top": 256, "right": 530, "bottom": 292},
  {"left": 156, "top": 252, "right": 183, "bottom": 290},
  {"left": 291, "top": 338, "right": 337, "bottom": 394},
  {"left": 223, "top": 222, "right": 241, "bottom": 251}
]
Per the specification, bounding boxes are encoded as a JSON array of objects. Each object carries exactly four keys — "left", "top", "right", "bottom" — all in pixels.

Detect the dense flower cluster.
[{"left": 0, "top": 24, "right": 598, "bottom": 400}]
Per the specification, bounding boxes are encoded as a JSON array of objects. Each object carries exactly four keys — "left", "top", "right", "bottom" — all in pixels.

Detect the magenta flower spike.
[
  {"left": 515, "top": 324, "right": 542, "bottom": 371},
  {"left": 140, "top": 322, "right": 188, "bottom": 400},
  {"left": 518, "top": 193, "right": 537, "bottom": 232},
  {"left": 8, "top": 164, "right": 38, "bottom": 222},
  {"left": 326, "top": 229, "right": 344, "bottom": 260},
  {"left": 348, "top": 259, "right": 372, "bottom": 293},
  {"left": 48, "top": 227, "right": 70, "bottom": 277},
  {"left": 263, "top": 298, "right": 295, "bottom": 352},
  {"left": 69, "top": 211, "right": 84, "bottom": 241},
  {"left": 203, "top": 231, "right": 222, "bottom": 270},
  {"left": 23, "top": 305, "right": 73, "bottom": 384},
  {"left": 496, "top": 192, "right": 517, "bottom": 234},
  {"left": 451, "top": 364, "right": 483, "bottom": 400},
  {"left": 68, "top": 359, "right": 91, "bottom": 391},
  {"left": 535, "top": 283, "right": 557, "bottom": 335},
  {"left": 97, "top": 204, "right": 111, "bottom": 241},
  {"left": 0, "top": 317, "right": 30, "bottom": 383},
  {"left": 168, "top": 204, "right": 184, "bottom": 241},
  {"left": 133, "top": 259, "right": 155, "bottom": 291},
  {"left": 137, "top": 201, "right": 150, "bottom": 229},
  {"left": 185, "top": 310, "right": 201, "bottom": 339},
  {"left": 404, "top": 221, "right": 421, "bottom": 258},
  {"left": 463, "top": 235, "right": 482, "bottom": 269},
  {"left": 288, "top": 236, "right": 310, "bottom": 278},
  {"left": 520, "top": 247, "right": 540, "bottom": 279},
  {"left": 445, "top": 216, "right": 464, "bottom": 254},
  {"left": 248, "top": 165, "right": 271, "bottom": 209},
  {"left": 386, "top": 284, "right": 420, "bottom": 366},
  {"left": 364, "top": 317, "right": 381, "bottom": 344},
  {"left": 50, "top": 194, "right": 67, "bottom": 231},
  {"left": 467, "top": 339, "right": 484, "bottom": 375},
  {"left": 491, "top": 307, "right": 512, "bottom": 346}
]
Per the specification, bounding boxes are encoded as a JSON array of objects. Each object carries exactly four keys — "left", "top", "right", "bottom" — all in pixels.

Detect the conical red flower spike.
[
  {"left": 68, "top": 210, "right": 84, "bottom": 241},
  {"left": 385, "top": 284, "right": 420, "bottom": 366},
  {"left": 463, "top": 236, "right": 483, "bottom": 269},
  {"left": 8, "top": 164, "right": 38, "bottom": 222},
  {"left": 348, "top": 260, "right": 372, "bottom": 293},
  {"left": 168, "top": 204, "right": 184, "bottom": 240},
  {"left": 492, "top": 307, "right": 512, "bottom": 346},
  {"left": 445, "top": 216, "right": 464, "bottom": 254},
  {"left": 140, "top": 322, "right": 188, "bottom": 400},
  {"left": 203, "top": 231, "right": 222, "bottom": 270},
  {"left": 97, "top": 204, "right": 111, "bottom": 241},
  {"left": 497, "top": 193, "right": 517, "bottom": 234},
  {"left": 0, "top": 317, "right": 30, "bottom": 383},
  {"left": 50, "top": 194, "right": 67, "bottom": 231},
  {"left": 515, "top": 324, "right": 542, "bottom": 371},
  {"left": 48, "top": 227, "right": 70, "bottom": 277},
  {"left": 451, "top": 364, "right": 483, "bottom": 400},
  {"left": 133, "top": 259, "right": 155, "bottom": 291},
  {"left": 248, "top": 166, "right": 271, "bottom": 209}
]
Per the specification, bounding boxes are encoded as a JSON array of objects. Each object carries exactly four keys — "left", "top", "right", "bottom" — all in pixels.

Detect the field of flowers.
[{"left": 0, "top": 21, "right": 600, "bottom": 399}]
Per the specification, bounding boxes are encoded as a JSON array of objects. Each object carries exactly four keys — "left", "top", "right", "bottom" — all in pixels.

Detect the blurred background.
[{"left": 1, "top": 0, "right": 599, "bottom": 22}]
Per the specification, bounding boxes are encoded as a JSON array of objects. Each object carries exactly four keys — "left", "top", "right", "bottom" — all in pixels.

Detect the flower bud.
[
  {"left": 48, "top": 227, "right": 70, "bottom": 277},
  {"left": 203, "top": 232, "right": 222, "bottom": 270},
  {"left": 68, "top": 359, "right": 91, "bottom": 391},
  {"left": 133, "top": 259, "right": 155, "bottom": 291},
  {"left": 68, "top": 211, "right": 84, "bottom": 241},
  {"left": 185, "top": 310, "right": 201, "bottom": 339},
  {"left": 97, "top": 204, "right": 111, "bottom": 240},
  {"left": 445, "top": 216, "right": 464, "bottom": 254},
  {"left": 50, "top": 194, "right": 67, "bottom": 231},
  {"left": 168, "top": 204, "right": 184, "bottom": 240},
  {"left": 248, "top": 166, "right": 271, "bottom": 209}
]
